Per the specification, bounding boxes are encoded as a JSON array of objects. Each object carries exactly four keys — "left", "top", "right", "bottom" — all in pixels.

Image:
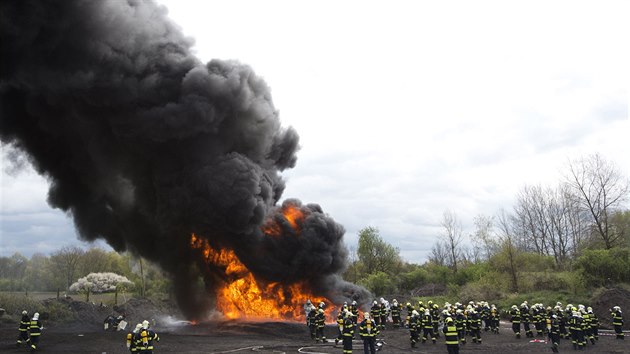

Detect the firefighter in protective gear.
[
  {"left": 408, "top": 310, "right": 420, "bottom": 347},
  {"left": 307, "top": 307, "right": 318, "bottom": 339},
  {"left": 335, "top": 305, "right": 346, "bottom": 345},
  {"left": 421, "top": 309, "right": 436, "bottom": 343},
  {"left": 304, "top": 300, "right": 315, "bottom": 319},
  {"left": 390, "top": 299, "right": 402, "bottom": 329},
  {"left": 404, "top": 302, "right": 414, "bottom": 328},
  {"left": 509, "top": 305, "right": 521, "bottom": 338},
  {"left": 17, "top": 310, "right": 31, "bottom": 347},
  {"left": 569, "top": 311, "right": 584, "bottom": 350},
  {"left": 611, "top": 306, "right": 624, "bottom": 339},
  {"left": 139, "top": 320, "right": 159, "bottom": 353},
  {"left": 341, "top": 310, "right": 354, "bottom": 354},
  {"left": 359, "top": 312, "right": 378, "bottom": 354},
  {"left": 29, "top": 312, "right": 42, "bottom": 351},
  {"left": 430, "top": 304, "right": 441, "bottom": 338},
  {"left": 548, "top": 314, "right": 560, "bottom": 353},
  {"left": 127, "top": 323, "right": 143, "bottom": 352},
  {"left": 370, "top": 301, "right": 381, "bottom": 329},
  {"left": 520, "top": 302, "right": 532, "bottom": 338},
  {"left": 443, "top": 317, "right": 460, "bottom": 354},
  {"left": 489, "top": 305, "right": 499, "bottom": 334},
  {"left": 468, "top": 309, "right": 482, "bottom": 344},
  {"left": 350, "top": 301, "right": 359, "bottom": 325},
  {"left": 315, "top": 308, "right": 327, "bottom": 343},
  {"left": 379, "top": 299, "right": 388, "bottom": 330},
  {"left": 588, "top": 307, "right": 599, "bottom": 341},
  {"left": 454, "top": 309, "right": 466, "bottom": 345}
]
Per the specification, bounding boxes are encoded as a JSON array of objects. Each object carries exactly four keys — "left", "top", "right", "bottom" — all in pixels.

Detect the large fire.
[{"left": 190, "top": 204, "right": 333, "bottom": 322}]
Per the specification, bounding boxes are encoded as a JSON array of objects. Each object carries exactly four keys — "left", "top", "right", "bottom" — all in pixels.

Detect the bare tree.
[
  {"left": 49, "top": 246, "right": 85, "bottom": 289},
  {"left": 566, "top": 153, "right": 630, "bottom": 249},
  {"left": 440, "top": 210, "right": 463, "bottom": 272},
  {"left": 429, "top": 240, "right": 448, "bottom": 266},
  {"left": 513, "top": 183, "right": 589, "bottom": 268},
  {"left": 470, "top": 214, "right": 497, "bottom": 261}
]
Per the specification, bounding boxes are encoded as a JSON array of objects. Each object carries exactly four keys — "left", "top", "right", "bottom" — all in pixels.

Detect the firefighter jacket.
[
  {"left": 139, "top": 328, "right": 159, "bottom": 351},
  {"left": 370, "top": 305, "right": 380, "bottom": 320},
  {"left": 443, "top": 324, "right": 459, "bottom": 345},
  {"left": 421, "top": 313, "right": 433, "bottom": 329},
  {"left": 315, "top": 312, "right": 326, "bottom": 329},
  {"left": 469, "top": 312, "right": 481, "bottom": 330},
  {"left": 350, "top": 305, "right": 359, "bottom": 323},
  {"left": 510, "top": 309, "right": 521, "bottom": 323},
  {"left": 337, "top": 312, "right": 345, "bottom": 331},
  {"left": 359, "top": 318, "right": 379, "bottom": 338},
  {"left": 343, "top": 318, "right": 354, "bottom": 337},
  {"left": 307, "top": 309, "right": 317, "bottom": 327},
  {"left": 29, "top": 319, "right": 42, "bottom": 336},
  {"left": 19, "top": 314, "right": 30, "bottom": 332},
  {"left": 589, "top": 313, "right": 598, "bottom": 329},
  {"left": 391, "top": 303, "right": 401, "bottom": 317},
  {"left": 612, "top": 310, "right": 623, "bottom": 326},
  {"left": 455, "top": 313, "right": 466, "bottom": 331},
  {"left": 520, "top": 307, "right": 530, "bottom": 322}
]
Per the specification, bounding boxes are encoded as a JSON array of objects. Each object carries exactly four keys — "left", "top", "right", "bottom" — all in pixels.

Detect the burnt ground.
[
  {"left": 0, "top": 289, "right": 628, "bottom": 354},
  {"left": 1, "top": 319, "right": 628, "bottom": 354}
]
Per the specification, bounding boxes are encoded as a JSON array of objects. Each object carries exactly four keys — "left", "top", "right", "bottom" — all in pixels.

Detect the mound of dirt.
[
  {"left": 113, "top": 297, "right": 182, "bottom": 329},
  {"left": 42, "top": 297, "right": 112, "bottom": 328},
  {"left": 591, "top": 287, "right": 630, "bottom": 329},
  {"left": 38, "top": 296, "right": 182, "bottom": 332}
]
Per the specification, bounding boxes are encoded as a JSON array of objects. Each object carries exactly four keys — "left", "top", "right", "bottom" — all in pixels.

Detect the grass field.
[{"left": 1, "top": 291, "right": 136, "bottom": 306}]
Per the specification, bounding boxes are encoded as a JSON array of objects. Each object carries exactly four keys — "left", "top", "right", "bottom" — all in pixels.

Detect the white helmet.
[
  {"left": 22, "top": 310, "right": 28, "bottom": 315},
  {"left": 364, "top": 313, "right": 370, "bottom": 319},
  {"left": 135, "top": 323, "right": 143, "bottom": 332},
  {"left": 33, "top": 313, "right": 39, "bottom": 320},
  {"left": 142, "top": 320, "right": 149, "bottom": 329},
  {"left": 373, "top": 300, "right": 378, "bottom": 306}
]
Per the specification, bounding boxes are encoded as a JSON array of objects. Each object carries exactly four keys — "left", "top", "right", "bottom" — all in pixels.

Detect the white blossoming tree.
[{"left": 70, "top": 272, "right": 135, "bottom": 293}]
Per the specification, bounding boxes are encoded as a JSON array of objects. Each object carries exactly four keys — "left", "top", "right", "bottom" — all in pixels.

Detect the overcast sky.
[{"left": 1, "top": 0, "right": 628, "bottom": 263}]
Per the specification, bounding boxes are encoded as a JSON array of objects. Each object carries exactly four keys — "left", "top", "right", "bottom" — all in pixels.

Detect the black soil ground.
[{"left": 1, "top": 290, "right": 628, "bottom": 354}]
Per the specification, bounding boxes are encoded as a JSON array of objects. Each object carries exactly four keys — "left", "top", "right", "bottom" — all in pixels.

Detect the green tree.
[
  {"left": 608, "top": 210, "right": 630, "bottom": 248},
  {"left": 79, "top": 248, "right": 113, "bottom": 276},
  {"left": 574, "top": 248, "right": 630, "bottom": 286},
  {"left": 23, "top": 253, "right": 55, "bottom": 291},
  {"left": 358, "top": 271, "right": 396, "bottom": 296},
  {"left": 398, "top": 266, "right": 428, "bottom": 292},
  {"left": 357, "top": 227, "right": 402, "bottom": 275}
]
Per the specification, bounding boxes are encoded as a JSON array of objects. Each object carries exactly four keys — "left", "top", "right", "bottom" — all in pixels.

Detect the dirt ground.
[
  {"left": 1, "top": 290, "right": 628, "bottom": 354},
  {"left": 1, "top": 318, "right": 628, "bottom": 354}
]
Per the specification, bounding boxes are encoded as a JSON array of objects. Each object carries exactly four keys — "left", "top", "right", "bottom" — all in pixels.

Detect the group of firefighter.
[
  {"left": 125, "top": 319, "right": 160, "bottom": 353},
  {"left": 15, "top": 310, "right": 43, "bottom": 352},
  {"left": 509, "top": 302, "right": 625, "bottom": 352},
  {"left": 304, "top": 298, "right": 624, "bottom": 354}
]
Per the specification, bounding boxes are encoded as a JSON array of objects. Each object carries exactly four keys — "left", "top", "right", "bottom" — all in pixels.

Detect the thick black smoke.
[{"left": 0, "top": 0, "right": 369, "bottom": 319}]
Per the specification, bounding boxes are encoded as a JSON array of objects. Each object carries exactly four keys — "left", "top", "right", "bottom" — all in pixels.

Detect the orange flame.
[
  {"left": 261, "top": 204, "right": 305, "bottom": 237},
  {"left": 190, "top": 232, "right": 332, "bottom": 322}
]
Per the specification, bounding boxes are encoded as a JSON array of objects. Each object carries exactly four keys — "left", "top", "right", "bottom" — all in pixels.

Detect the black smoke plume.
[{"left": 0, "top": 0, "right": 370, "bottom": 320}]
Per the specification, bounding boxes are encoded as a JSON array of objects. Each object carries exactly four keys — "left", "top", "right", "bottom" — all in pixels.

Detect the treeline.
[
  {"left": 345, "top": 153, "right": 630, "bottom": 299},
  {"left": 0, "top": 247, "right": 169, "bottom": 295}
]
